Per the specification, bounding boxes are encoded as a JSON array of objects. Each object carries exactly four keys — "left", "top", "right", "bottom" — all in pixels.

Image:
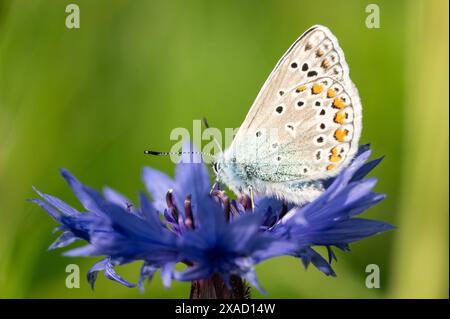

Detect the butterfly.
[{"left": 212, "top": 25, "right": 362, "bottom": 205}]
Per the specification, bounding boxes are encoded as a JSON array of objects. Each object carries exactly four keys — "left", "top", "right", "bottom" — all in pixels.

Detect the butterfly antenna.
[
  {"left": 144, "top": 149, "right": 213, "bottom": 158},
  {"left": 202, "top": 117, "right": 210, "bottom": 129}
]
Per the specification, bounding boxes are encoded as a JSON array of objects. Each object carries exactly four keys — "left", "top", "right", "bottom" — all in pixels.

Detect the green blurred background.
[{"left": 0, "top": 0, "right": 448, "bottom": 298}]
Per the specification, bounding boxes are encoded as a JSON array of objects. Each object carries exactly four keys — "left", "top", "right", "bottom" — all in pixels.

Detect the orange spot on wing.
[
  {"left": 327, "top": 88, "right": 337, "bottom": 98},
  {"left": 296, "top": 85, "right": 307, "bottom": 93},
  {"left": 334, "top": 111, "right": 346, "bottom": 124},
  {"left": 330, "top": 147, "right": 339, "bottom": 156},
  {"left": 334, "top": 128, "right": 349, "bottom": 142},
  {"left": 321, "top": 59, "right": 330, "bottom": 69},
  {"left": 312, "top": 83, "right": 323, "bottom": 94},
  {"left": 326, "top": 164, "right": 336, "bottom": 171},
  {"left": 332, "top": 97, "right": 346, "bottom": 109},
  {"left": 316, "top": 49, "right": 325, "bottom": 57},
  {"left": 329, "top": 147, "right": 342, "bottom": 162}
]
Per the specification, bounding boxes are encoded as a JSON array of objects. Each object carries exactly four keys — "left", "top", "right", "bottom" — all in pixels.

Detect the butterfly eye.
[{"left": 212, "top": 162, "right": 221, "bottom": 174}]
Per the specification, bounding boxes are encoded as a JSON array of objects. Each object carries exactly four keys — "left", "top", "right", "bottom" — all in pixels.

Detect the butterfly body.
[
  {"left": 214, "top": 25, "right": 362, "bottom": 205},
  {"left": 215, "top": 146, "right": 324, "bottom": 204}
]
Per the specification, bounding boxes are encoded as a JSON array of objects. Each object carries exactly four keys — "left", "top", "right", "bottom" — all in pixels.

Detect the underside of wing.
[{"left": 229, "top": 25, "right": 362, "bottom": 182}]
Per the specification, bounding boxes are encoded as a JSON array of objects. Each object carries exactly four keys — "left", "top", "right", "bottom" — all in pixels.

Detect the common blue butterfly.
[{"left": 212, "top": 25, "right": 362, "bottom": 205}]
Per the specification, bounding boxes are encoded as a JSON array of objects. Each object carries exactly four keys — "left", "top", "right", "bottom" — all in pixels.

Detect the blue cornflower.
[
  {"left": 30, "top": 169, "right": 180, "bottom": 290},
  {"left": 31, "top": 142, "right": 393, "bottom": 297},
  {"left": 261, "top": 145, "right": 393, "bottom": 276}
]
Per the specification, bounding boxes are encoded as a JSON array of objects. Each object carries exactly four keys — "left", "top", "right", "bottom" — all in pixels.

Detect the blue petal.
[
  {"left": 286, "top": 177, "right": 381, "bottom": 232},
  {"left": 139, "top": 191, "right": 165, "bottom": 232},
  {"left": 253, "top": 196, "right": 290, "bottom": 227},
  {"left": 251, "top": 239, "right": 298, "bottom": 262},
  {"left": 138, "top": 262, "right": 159, "bottom": 292},
  {"left": 225, "top": 213, "right": 264, "bottom": 250},
  {"left": 295, "top": 247, "right": 336, "bottom": 276},
  {"left": 29, "top": 198, "right": 62, "bottom": 222},
  {"left": 306, "top": 218, "right": 395, "bottom": 245},
  {"left": 254, "top": 196, "right": 284, "bottom": 214},
  {"left": 60, "top": 168, "right": 104, "bottom": 214},
  {"left": 321, "top": 149, "right": 372, "bottom": 189},
  {"left": 103, "top": 187, "right": 137, "bottom": 214},
  {"left": 309, "top": 250, "right": 336, "bottom": 276},
  {"left": 347, "top": 192, "right": 386, "bottom": 217},
  {"left": 173, "top": 265, "right": 213, "bottom": 282},
  {"left": 33, "top": 186, "right": 79, "bottom": 216},
  {"left": 240, "top": 268, "right": 266, "bottom": 295},
  {"left": 142, "top": 167, "right": 175, "bottom": 213},
  {"left": 308, "top": 178, "right": 379, "bottom": 224},
  {"left": 351, "top": 156, "right": 384, "bottom": 182},
  {"left": 356, "top": 144, "right": 371, "bottom": 156},
  {"left": 63, "top": 244, "right": 100, "bottom": 257},
  {"left": 59, "top": 213, "right": 105, "bottom": 241},
  {"left": 94, "top": 201, "right": 173, "bottom": 245},
  {"left": 104, "top": 261, "right": 136, "bottom": 288},
  {"left": 87, "top": 258, "right": 110, "bottom": 290},
  {"left": 174, "top": 141, "right": 211, "bottom": 213},
  {"left": 48, "top": 231, "right": 79, "bottom": 250},
  {"left": 326, "top": 246, "right": 337, "bottom": 263},
  {"left": 193, "top": 194, "right": 226, "bottom": 240},
  {"left": 161, "top": 262, "right": 175, "bottom": 288}
]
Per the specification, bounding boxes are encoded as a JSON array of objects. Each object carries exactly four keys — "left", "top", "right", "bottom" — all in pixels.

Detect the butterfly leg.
[
  {"left": 249, "top": 187, "right": 255, "bottom": 212},
  {"left": 210, "top": 181, "right": 219, "bottom": 195}
]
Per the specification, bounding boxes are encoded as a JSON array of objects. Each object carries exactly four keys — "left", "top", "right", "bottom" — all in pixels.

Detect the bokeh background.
[{"left": 0, "top": 0, "right": 448, "bottom": 299}]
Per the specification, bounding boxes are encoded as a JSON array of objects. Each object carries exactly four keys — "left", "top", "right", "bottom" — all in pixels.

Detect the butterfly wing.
[{"left": 227, "top": 25, "right": 362, "bottom": 185}]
